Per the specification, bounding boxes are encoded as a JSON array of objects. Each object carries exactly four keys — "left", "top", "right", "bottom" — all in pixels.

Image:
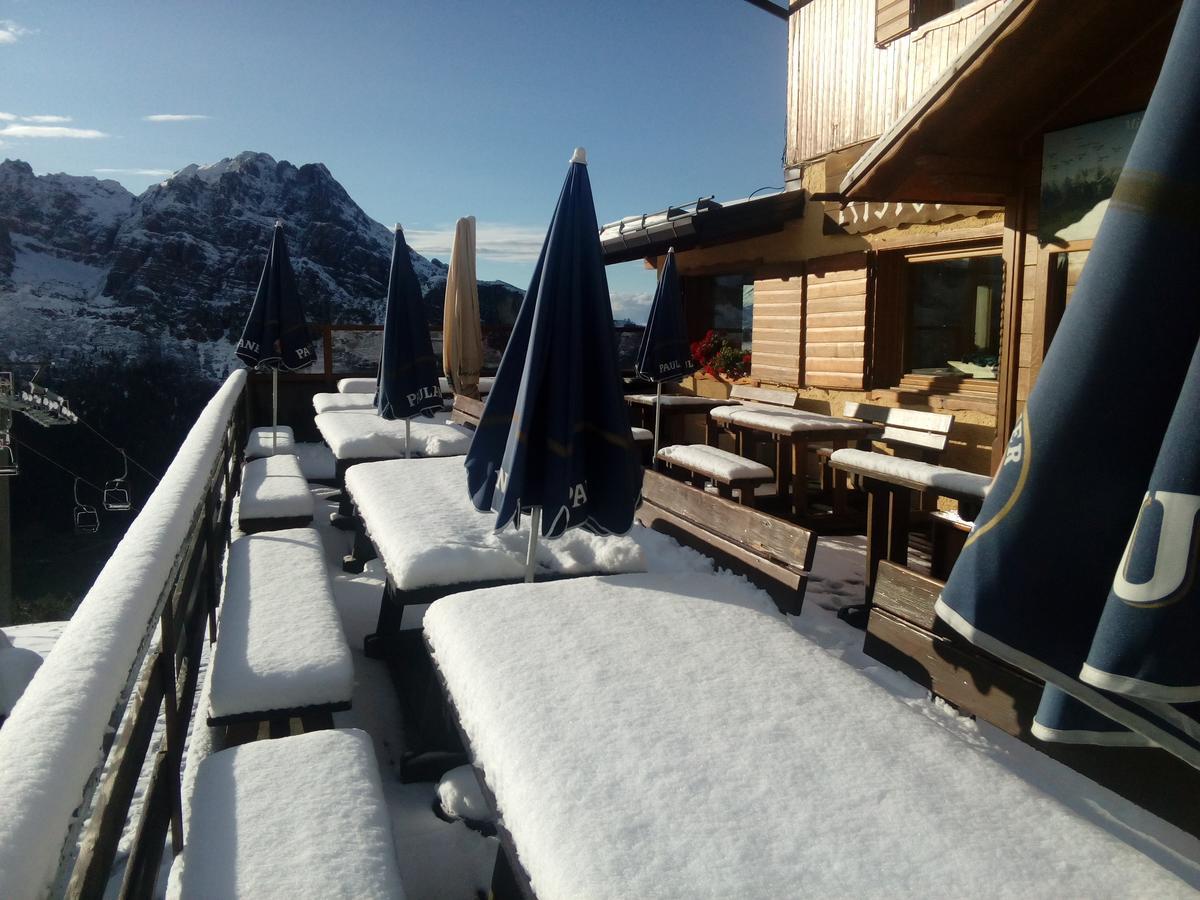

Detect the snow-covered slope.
[{"left": 0, "top": 152, "right": 521, "bottom": 380}]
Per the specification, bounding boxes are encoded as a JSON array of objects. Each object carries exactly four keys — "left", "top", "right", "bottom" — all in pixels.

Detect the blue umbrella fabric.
[
  {"left": 634, "top": 248, "right": 696, "bottom": 383},
  {"left": 465, "top": 148, "right": 642, "bottom": 539},
  {"left": 235, "top": 221, "right": 316, "bottom": 372},
  {"left": 936, "top": 0, "right": 1200, "bottom": 767},
  {"left": 376, "top": 225, "right": 442, "bottom": 421}
]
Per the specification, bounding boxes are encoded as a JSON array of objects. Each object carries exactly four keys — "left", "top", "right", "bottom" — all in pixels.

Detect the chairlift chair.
[
  {"left": 0, "top": 433, "right": 16, "bottom": 477},
  {"left": 103, "top": 450, "right": 132, "bottom": 511},
  {"left": 74, "top": 477, "right": 100, "bottom": 534}
]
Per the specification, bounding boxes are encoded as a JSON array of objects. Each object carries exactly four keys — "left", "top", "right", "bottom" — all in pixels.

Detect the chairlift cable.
[
  {"left": 13, "top": 438, "right": 107, "bottom": 496},
  {"left": 72, "top": 415, "right": 162, "bottom": 483}
]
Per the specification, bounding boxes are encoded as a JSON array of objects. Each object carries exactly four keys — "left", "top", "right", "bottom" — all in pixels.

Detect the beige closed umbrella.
[{"left": 442, "top": 215, "right": 484, "bottom": 399}]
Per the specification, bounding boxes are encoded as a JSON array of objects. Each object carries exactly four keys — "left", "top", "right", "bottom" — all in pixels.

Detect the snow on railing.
[{"left": 0, "top": 370, "right": 247, "bottom": 900}]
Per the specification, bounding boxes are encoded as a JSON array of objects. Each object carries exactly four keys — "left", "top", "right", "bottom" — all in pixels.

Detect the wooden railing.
[{"left": 64, "top": 378, "right": 246, "bottom": 898}]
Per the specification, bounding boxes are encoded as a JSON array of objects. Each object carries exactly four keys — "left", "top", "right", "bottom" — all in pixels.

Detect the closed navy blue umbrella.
[
  {"left": 465, "top": 148, "right": 642, "bottom": 580},
  {"left": 937, "top": 0, "right": 1200, "bottom": 767},
  {"left": 634, "top": 248, "right": 697, "bottom": 460},
  {"left": 236, "top": 221, "right": 316, "bottom": 451},
  {"left": 376, "top": 225, "right": 442, "bottom": 456}
]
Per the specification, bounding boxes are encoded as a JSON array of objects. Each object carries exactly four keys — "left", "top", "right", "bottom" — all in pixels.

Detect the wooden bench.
[
  {"left": 656, "top": 444, "right": 775, "bottom": 508},
  {"left": 243, "top": 425, "right": 295, "bottom": 460},
  {"left": 705, "top": 383, "right": 797, "bottom": 449},
  {"left": 237, "top": 454, "right": 315, "bottom": 533},
  {"left": 169, "top": 729, "right": 406, "bottom": 897},
  {"left": 636, "top": 468, "right": 815, "bottom": 614},
  {"left": 449, "top": 393, "right": 484, "bottom": 428},
  {"left": 207, "top": 528, "right": 353, "bottom": 735}
]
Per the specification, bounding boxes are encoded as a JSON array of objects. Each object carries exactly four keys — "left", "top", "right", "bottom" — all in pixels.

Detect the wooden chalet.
[{"left": 603, "top": 0, "right": 1181, "bottom": 475}]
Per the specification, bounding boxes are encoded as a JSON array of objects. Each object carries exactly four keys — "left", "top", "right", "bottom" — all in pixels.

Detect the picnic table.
[
  {"left": 344, "top": 456, "right": 711, "bottom": 767},
  {"left": 623, "top": 393, "right": 729, "bottom": 444},
  {"left": 708, "top": 404, "right": 882, "bottom": 516},
  {"left": 425, "top": 573, "right": 1198, "bottom": 899}
]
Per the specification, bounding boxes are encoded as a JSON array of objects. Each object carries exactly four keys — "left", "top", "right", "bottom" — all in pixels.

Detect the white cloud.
[
  {"left": 0, "top": 112, "right": 16, "bottom": 121},
  {"left": 609, "top": 291, "right": 654, "bottom": 325},
  {"left": 143, "top": 114, "right": 210, "bottom": 122},
  {"left": 0, "top": 20, "right": 29, "bottom": 44},
  {"left": 23, "top": 114, "right": 71, "bottom": 123},
  {"left": 0, "top": 124, "right": 108, "bottom": 139},
  {"left": 405, "top": 221, "right": 547, "bottom": 264},
  {"left": 95, "top": 167, "right": 174, "bottom": 177}
]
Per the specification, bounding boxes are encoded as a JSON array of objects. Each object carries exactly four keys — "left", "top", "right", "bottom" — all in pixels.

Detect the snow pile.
[
  {"left": 312, "top": 392, "right": 377, "bottom": 414},
  {"left": 711, "top": 402, "right": 869, "bottom": 434},
  {"left": 237, "top": 455, "right": 315, "bottom": 521},
  {"left": 656, "top": 444, "right": 773, "bottom": 480},
  {"left": 292, "top": 441, "right": 336, "bottom": 481},
  {"left": 346, "top": 457, "right": 709, "bottom": 590},
  {"left": 315, "top": 411, "right": 473, "bottom": 461},
  {"left": 830, "top": 447, "right": 991, "bottom": 499},
  {"left": 437, "top": 765, "right": 494, "bottom": 824},
  {"left": 208, "top": 528, "right": 352, "bottom": 720},
  {"left": 167, "top": 729, "right": 406, "bottom": 899},
  {"left": 338, "top": 377, "right": 378, "bottom": 393},
  {"left": 0, "top": 370, "right": 247, "bottom": 900},
  {"left": 0, "top": 646, "right": 44, "bottom": 717},
  {"left": 426, "top": 572, "right": 1199, "bottom": 899}
]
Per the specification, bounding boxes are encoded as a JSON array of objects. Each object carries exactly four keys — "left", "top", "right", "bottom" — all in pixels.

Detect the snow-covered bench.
[
  {"left": 207, "top": 528, "right": 352, "bottom": 729},
  {"left": 237, "top": 454, "right": 315, "bottom": 533},
  {"left": 337, "top": 377, "right": 377, "bottom": 394},
  {"left": 656, "top": 444, "right": 774, "bottom": 507},
  {"left": 244, "top": 425, "right": 295, "bottom": 460},
  {"left": 426, "top": 573, "right": 1197, "bottom": 899},
  {"left": 312, "top": 391, "right": 377, "bottom": 414},
  {"left": 168, "top": 729, "right": 405, "bottom": 898}
]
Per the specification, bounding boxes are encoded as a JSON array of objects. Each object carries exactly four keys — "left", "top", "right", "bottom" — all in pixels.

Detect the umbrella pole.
[
  {"left": 524, "top": 506, "right": 541, "bottom": 584},
  {"left": 405, "top": 418, "right": 411, "bottom": 460},
  {"left": 271, "top": 368, "right": 278, "bottom": 456},
  {"left": 653, "top": 381, "right": 663, "bottom": 471}
]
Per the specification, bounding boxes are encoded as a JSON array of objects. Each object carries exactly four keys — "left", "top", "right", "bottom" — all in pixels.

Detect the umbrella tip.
[
  {"left": 570, "top": 147, "right": 587, "bottom": 165},
  {"left": 274, "top": 218, "right": 283, "bottom": 228},
  {"left": 394, "top": 222, "right": 403, "bottom": 232}
]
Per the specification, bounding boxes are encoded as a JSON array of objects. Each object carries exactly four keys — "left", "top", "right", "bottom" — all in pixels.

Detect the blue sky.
[{"left": 0, "top": 0, "right": 786, "bottom": 322}]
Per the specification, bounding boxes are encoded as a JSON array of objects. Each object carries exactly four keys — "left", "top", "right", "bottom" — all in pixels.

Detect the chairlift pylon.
[
  {"left": 74, "top": 477, "right": 99, "bottom": 535},
  {"left": 0, "top": 432, "right": 16, "bottom": 477},
  {"left": 103, "top": 450, "right": 132, "bottom": 511}
]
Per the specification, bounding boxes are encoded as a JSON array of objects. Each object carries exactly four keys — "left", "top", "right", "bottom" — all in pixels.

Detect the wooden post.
[{"left": 0, "top": 477, "right": 11, "bottom": 627}]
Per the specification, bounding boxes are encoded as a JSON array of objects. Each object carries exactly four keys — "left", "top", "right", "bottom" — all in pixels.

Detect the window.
[
  {"left": 682, "top": 274, "right": 755, "bottom": 351},
  {"left": 872, "top": 246, "right": 1004, "bottom": 387},
  {"left": 876, "top": 0, "right": 981, "bottom": 46},
  {"left": 906, "top": 255, "right": 1003, "bottom": 378}
]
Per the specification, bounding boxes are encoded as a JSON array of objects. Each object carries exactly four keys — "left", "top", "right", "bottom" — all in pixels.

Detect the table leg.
[
  {"left": 830, "top": 438, "right": 849, "bottom": 517},
  {"left": 864, "top": 481, "right": 889, "bottom": 603},
  {"left": 887, "top": 485, "right": 911, "bottom": 567},
  {"left": 705, "top": 415, "right": 719, "bottom": 447},
  {"left": 790, "top": 439, "right": 809, "bottom": 517}
]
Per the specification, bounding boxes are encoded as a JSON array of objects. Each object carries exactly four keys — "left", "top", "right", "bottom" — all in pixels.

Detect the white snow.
[
  {"left": 344, "top": 457, "right": 709, "bottom": 591},
  {"left": 625, "top": 393, "right": 722, "bottom": 407},
  {"left": 167, "top": 729, "right": 406, "bottom": 899},
  {"left": 656, "top": 444, "right": 773, "bottom": 481},
  {"left": 630, "top": 426, "right": 652, "bottom": 442},
  {"left": 0, "top": 647, "right": 44, "bottom": 717},
  {"left": 237, "top": 454, "right": 316, "bottom": 522},
  {"left": 426, "top": 572, "right": 1200, "bottom": 899},
  {"left": 315, "top": 411, "right": 473, "bottom": 461},
  {"left": 244, "top": 425, "right": 295, "bottom": 459},
  {"left": 830, "top": 447, "right": 991, "bottom": 499},
  {"left": 208, "top": 528, "right": 353, "bottom": 720},
  {"left": 293, "top": 441, "right": 337, "bottom": 481},
  {"left": 313, "top": 391, "right": 377, "bottom": 414},
  {"left": 437, "top": 765, "right": 494, "bottom": 824},
  {"left": 0, "top": 370, "right": 247, "bottom": 900},
  {"left": 711, "top": 402, "right": 869, "bottom": 434},
  {"left": 338, "top": 377, "right": 378, "bottom": 393}
]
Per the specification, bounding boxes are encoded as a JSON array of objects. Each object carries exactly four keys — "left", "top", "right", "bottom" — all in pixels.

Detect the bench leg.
[
  {"left": 790, "top": 439, "right": 809, "bottom": 518},
  {"left": 343, "top": 525, "right": 377, "bottom": 574},
  {"left": 887, "top": 486, "right": 911, "bottom": 568},
  {"left": 225, "top": 721, "right": 261, "bottom": 746},
  {"left": 716, "top": 482, "right": 734, "bottom": 500},
  {"left": 828, "top": 438, "right": 850, "bottom": 517},
  {"left": 268, "top": 717, "right": 292, "bottom": 739},
  {"left": 300, "top": 711, "right": 335, "bottom": 732},
  {"left": 705, "top": 416, "right": 719, "bottom": 447},
  {"left": 865, "top": 482, "right": 889, "bottom": 604},
  {"left": 689, "top": 472, "right": 707, "bottom": 490}
]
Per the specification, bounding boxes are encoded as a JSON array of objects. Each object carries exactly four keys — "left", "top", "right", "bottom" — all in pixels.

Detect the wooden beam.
[{"left": 739, "top": 0, "right": 789, "bottom": 21}]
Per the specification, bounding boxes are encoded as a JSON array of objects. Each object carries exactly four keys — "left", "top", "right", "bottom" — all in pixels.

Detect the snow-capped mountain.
[{"left": 0, "top": 151, "right": 523, "bottom": 379}]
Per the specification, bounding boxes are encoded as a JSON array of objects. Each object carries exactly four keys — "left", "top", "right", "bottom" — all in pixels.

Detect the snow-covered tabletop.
[
  {"left": 312, "top": 391, "right": 377, "bottom": 414},
  {"left": 168, "top": 729, "right": 405, "bottom": 899},
  {"left": 209, "top": 528, "right": 352, "bottom": 720},
  {"left": 345, "top": 457, "right": 710, "bottom": 592},
  {"left": 426, "top": 573, "right": 1198, "bottom": 898},
  {"left": 238, "top": 454, "right": 315, "bottom": 522},
  {"left": 656, "top": 444, "right": 773, "bottom": 481},
  {"left": 315, "top": 411, "right": 473, "bottom": 461},
  {"left": 625, "top": 393, "right": 727, "bottom": 408},
  {"left": 244, "top": 425, "right": 295, "bottom": 459},
  {"left": 711, "top": 402, "right": 880, "bottom": 437},
  {"left": 829, "top": 447, "right": 991, "bottom": 500}
]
